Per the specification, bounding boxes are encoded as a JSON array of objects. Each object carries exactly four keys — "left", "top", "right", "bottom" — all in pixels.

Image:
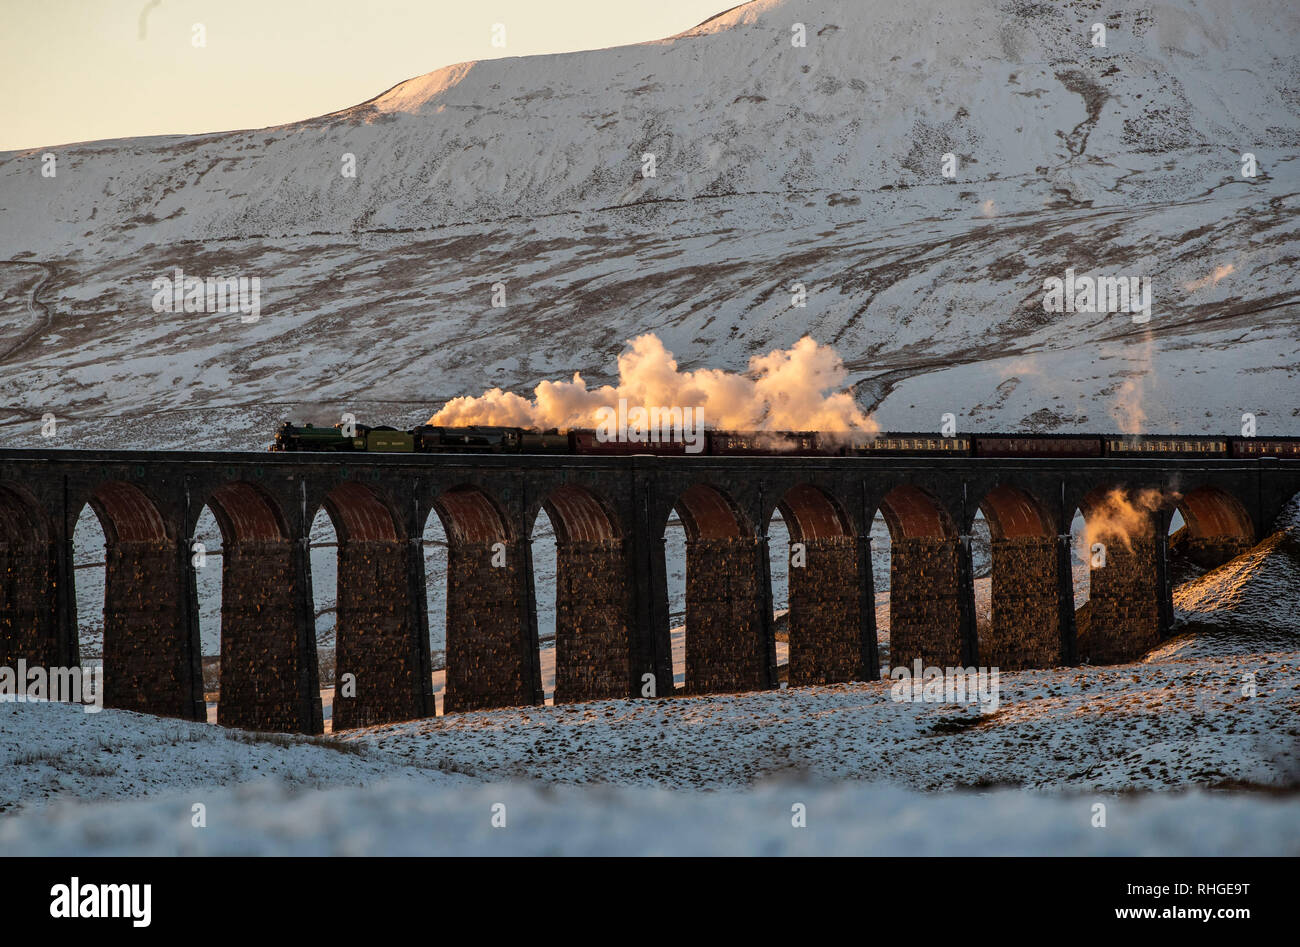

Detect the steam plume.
[
  {"left": 1080, "top": 487, "right": 1178, "bottom": 556},
  {"left": 1110, "top": 328, "right": 1156, "bottom": 435},
  {"left": 1183, "top": 263, "right": 1235, "bottom": 292},
  {"left": 428, "top": 334, "right": 878, "bottom": 435}
]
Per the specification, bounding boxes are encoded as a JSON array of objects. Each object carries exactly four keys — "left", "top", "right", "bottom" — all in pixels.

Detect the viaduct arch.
[
  {"left": 775, "top": 483, "right": 867, "bottom": 687},
  {"left": 0, "top": 449, "right": 1293, "bottom": 734}
]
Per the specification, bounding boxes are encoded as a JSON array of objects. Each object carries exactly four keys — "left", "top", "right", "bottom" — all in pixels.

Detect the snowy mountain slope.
[
  {"left": 0, "top": 0, "right": 1298, "bottom": 448},
  {"left": 2, "top": 0, "right": 1296, "bottom": 253},
  {"left": 1, "top": 183, "right": 1296, "bottom": 449}
]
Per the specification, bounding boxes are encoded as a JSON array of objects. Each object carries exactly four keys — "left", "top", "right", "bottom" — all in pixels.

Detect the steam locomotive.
[{"left": 269, "top": 422, "right": 1300, "bottom": 458}]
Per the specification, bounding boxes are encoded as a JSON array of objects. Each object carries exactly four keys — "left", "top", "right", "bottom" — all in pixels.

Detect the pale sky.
[{"left": 0, "top": 0, "right": 734, "bottom": 151}]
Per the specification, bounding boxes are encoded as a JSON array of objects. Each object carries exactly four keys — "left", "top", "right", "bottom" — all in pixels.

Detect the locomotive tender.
[{"left": 269, "top": 422, "right": 1300, "bottom": 459}]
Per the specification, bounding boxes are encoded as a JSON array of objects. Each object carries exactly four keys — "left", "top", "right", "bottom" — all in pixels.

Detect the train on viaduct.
[{"left": 0, "top": 444, "right": 1297, "bottom": 734}]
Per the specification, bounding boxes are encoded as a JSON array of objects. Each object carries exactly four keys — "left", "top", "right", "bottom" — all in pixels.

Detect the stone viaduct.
[{"left": 0, "top": 448, "right": 1295, "bottom": 733}]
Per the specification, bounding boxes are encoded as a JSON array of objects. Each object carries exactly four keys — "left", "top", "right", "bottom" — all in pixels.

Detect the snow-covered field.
[
  {"left": 0, "top": 701, "right": 436, "bottom": 815},
  {"left": 2, "top": 612, "right": 1296, "bottom": 854},
  {"left": 333, "top": 629, "right": 1299, "bottom": 792},
  {"left": 4, "top": 776, "right": 1296, "bottom": 857}
]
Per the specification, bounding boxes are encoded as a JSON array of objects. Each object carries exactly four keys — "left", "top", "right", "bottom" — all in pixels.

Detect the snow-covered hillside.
[
  {"left": 1, "top": 0, "right": 1297, "bottom": 448},
  {"left": 7, "top": 0, "right": 1296, "bottom": 251}
]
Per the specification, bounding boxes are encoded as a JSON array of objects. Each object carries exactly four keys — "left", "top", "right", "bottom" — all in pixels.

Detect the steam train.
[{"left": 269, "top": 423, "right": 1300, "bottom": 458}]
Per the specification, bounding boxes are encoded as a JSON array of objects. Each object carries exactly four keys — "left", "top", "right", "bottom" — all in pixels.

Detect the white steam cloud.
[{"left": 428, "top": 334, "right": 878, "bottom": 435}]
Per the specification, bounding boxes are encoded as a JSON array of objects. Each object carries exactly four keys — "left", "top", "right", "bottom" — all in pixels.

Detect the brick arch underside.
[
  {"left": 674, "top": 484, "right": 769, "bottom": 694},
  {"left": 978, "top": 485, "right": 1065, "bottom": 670},
  {"left": 323, "top": 482, "right": 430, "bottom": 730},
  {"left": 435, "top": 486, "right": 538, "bottom": 713},
  {"left": 1174, "top": 486, "right": 1255, "bottom": 569},
  {"left": 777, "top": 485, "right": 865, "bottom": 686},
  {"left": 878, "top": 485, "right": 954, "bottom": 541},
  {"left": 1073, "top": 486, "right": 1165, "bottom": 665},
  {"left": 0, "top": 485, "right": 58, "bottom": 669},
  {"left": 877, "top": 486, "right": 965, "bottom": 669},
  {"left": 543, "top": 485, "right": 631, "bottom": 704},
  {"left": 88, "top": 482, "right": 204, "bottom": 721},
  {"left": 207, "top": 482, "right": 320, "bottom": 733}
]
